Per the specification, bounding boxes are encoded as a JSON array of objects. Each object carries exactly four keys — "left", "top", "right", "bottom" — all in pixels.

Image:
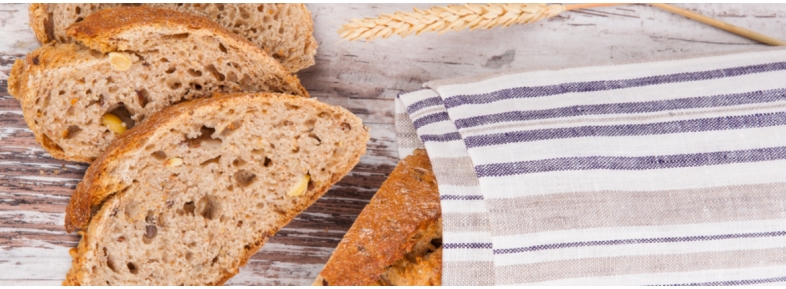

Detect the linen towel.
[{"left": 396, "top": 48, "right": 786, "bottom": 285}]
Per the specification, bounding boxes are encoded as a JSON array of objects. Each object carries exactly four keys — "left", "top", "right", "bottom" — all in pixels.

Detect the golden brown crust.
[
  {"left": 28, "top": 3, "right": 52, "bottom": 43},
  {"left": 316, "top": 149, "right": 441, "bottom": 286},
  {"left": 63, "top": 6, "right": 307, "bottom": 98},
  {"left": 67, "top": 6, "right": 247, "bottom": 54}
]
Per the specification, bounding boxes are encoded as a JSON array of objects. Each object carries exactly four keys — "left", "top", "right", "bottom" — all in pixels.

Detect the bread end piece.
[
  {"left": 29, "top": 3, "right": 53, "bottom": 43},
  {"left": 315, "top": 149, "right": 442, "bottom": 286}
]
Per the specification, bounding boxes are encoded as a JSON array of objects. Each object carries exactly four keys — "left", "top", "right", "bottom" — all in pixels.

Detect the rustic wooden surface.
[{"left": 1, "top": 3, "right": 786, "bottom": 285}]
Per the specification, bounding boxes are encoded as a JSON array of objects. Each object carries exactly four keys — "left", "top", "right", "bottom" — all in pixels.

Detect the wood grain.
[{"left": 1, "top": 3, "right": 786, "bottom": 285}]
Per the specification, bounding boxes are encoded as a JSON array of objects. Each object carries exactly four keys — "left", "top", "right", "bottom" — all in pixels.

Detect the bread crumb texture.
[
  {"left": 63, "top": 93, "right": 369, "bottom": 285},
  {"left": 11, "top": 6, "right": 307, "bottom": 162},
  {"left": 32, "top": 3, "right": 316, "bottom": 72}
]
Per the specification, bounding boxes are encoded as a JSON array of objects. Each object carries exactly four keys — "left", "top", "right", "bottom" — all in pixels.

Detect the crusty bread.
[
  {"left": 314, "top": 149, "right": 442, "bottom": 286},
  {"left": 28, "top": 3, "right": 317, "bottom": 72},
  {"left": 63, "top": 92, "right": 369, "bottom": 285},
  {"left": 9, "top": 6, "right": 308, "bottom": 163}
]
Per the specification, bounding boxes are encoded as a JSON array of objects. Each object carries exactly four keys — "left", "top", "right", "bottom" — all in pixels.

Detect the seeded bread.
[
  {"left": 9, "top": 6, "right": 308, "bottom": 163},
  {"left": 314, "top": 149, "right": 442, "bottom": 286},
  {"left": 62, "top": 92, "right": 369, "bottom": 285},
  {"left": 28, "top": 3, "right": 317, "bottom": 72}
]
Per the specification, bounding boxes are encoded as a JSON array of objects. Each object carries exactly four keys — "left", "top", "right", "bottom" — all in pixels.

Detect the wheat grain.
[{"left": 338, "top": 3, "right": 567, "bottom": 42}]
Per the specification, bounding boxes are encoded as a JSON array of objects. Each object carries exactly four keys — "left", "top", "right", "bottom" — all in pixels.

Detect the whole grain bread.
[
  {"left": 28, "top": 3, "right": 317, "bottom": 72},
  {"left": 313, "top": 149, "right": 442, "bottom": 286},
  {"left": 63, "top": 92, "right": 369, "bottom": 285},
  {"left": 9, "top": 6, "right": 308, "bottom": 163}
]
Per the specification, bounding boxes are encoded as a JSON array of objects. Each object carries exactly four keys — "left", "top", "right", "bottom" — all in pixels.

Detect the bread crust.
[
  {"left": 30, "top": 3, "right": 316, "bottom": 72},
  {"left": 28, "top": 3, "right": 51, "bottom": 43},
  {"left": 63, "top": 6, "right": 306, "bottom": 98},
  {"left": 314, "top": 149, "right": 441, "bottom": 286}
]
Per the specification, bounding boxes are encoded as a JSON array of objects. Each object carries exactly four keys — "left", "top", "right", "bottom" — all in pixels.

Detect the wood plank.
[{"left": 2, "top": 2, "right": 786, "bottom": 285}]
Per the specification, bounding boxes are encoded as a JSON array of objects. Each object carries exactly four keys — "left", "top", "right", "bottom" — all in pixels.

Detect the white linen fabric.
[{"left": 395, "top": 48, "right": 786, "bottom": 285}]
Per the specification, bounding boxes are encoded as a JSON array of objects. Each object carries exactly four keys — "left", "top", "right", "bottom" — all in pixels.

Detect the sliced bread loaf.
[
  {"left": 28, "top": 3, "right": 317, "bottom": 72},
  {"left": 63, "top": 92, "right": 369, "bottom": 285},
  {"left": 314, "top": 149, "right": 442, "bottom": 286},
  {"left": 9, "top": 6, "right": 308, "bottom": 163}
]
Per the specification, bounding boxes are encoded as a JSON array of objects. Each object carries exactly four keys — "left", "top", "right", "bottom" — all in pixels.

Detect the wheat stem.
[
  {"left": 338, "top": 3, "right": 574, "bottom": 42},
  {"left": 650, "top": 3, "right": 786, "bottom": 46}
]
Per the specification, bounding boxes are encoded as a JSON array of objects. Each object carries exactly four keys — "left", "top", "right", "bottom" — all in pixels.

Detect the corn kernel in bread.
[{"left": 63, "top": 92, "right": 369, "bottom": 285}]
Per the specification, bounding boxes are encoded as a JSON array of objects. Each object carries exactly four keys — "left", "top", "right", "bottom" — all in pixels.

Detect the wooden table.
[{"left": 2, "top": 3, "right": 785, "bottom": 285}]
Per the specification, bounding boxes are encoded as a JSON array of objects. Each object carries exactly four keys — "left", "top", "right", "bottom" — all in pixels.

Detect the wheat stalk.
[{"left": 338, "top": 3, "right": 617, "bottom": 42}]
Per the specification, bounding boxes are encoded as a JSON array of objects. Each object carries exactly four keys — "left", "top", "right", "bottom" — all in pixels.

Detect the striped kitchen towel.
[{"left": 396, "top": 48, "right": 786, "bottom": 285}]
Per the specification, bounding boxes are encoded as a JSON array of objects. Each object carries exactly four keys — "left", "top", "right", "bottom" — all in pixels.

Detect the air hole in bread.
[
  {"left": 124, "top": 201, "right": 139, "bottom": 220},
  {"left": 108, "top": 103, "right": 136, "bottom": 130},
  {"left": 136, "top": 89, "right": 150, "bottom": 108},
  {"left": 220, "top": 120, "right": 241, "bottom": 137},
  {"left": 237, "top": 221, "right": 243, "bottom": 227},
  {"left": 163, "top": 33, "right": 190, "bottom": 40},
  {"left": 127, "top": 262, "right": 138, "bottom": 274},
  {"left": 109, "top": 86, "right": 118, "bottom": 94},
  {"left": 200, "top": 156, "right": 220, "bottom": 166},
  {"left": 187, "top": 69, "right": 202, "bottom": 77},
  {"left": 64, "top": 125, "right": 82, "bottom": 139},
  {"left": 217, "top": 3, "right": 225, "bottom": 11},
  {"left": 308, "top": 133, "right": 321, "bottom": 145},
  {"left": 430, "top": 238, "right": 442, "bottom": 249},
  {"left": 151, "top": 150, "right": 167, "bottom": 160},
  {"left": 185, "top": 252, "right": 193, "bottom": 261},
  {"left": 234, "top": 170, "right": 256, "bottom": 187},
  {"left": 240, "top": 74, "right": 253, "bottom": 89},
  {"left": 251, "top": 149, "right": 263, "bottom": 155},
  {"left": 204, "top": 64, "right": 225, "bottom": 81},
  {"left": 218, "top": 43, "right": 228, "bottom": 54},
  {"left": 143, "top": 224, "right": 157, "bottom": 244},
  {"left": 183, "top": 201, "right": 196, "bottom": 216},
  {"left": 165, "top": 66, "right": 176, "bottom": 74},
  {"left": 168, "top": 80, "right": 182, "bottom": 90},
  {"left": 197, "top": 195, "right": 220, "bottom": 220},
  {"left": 106, "top": 76, "right": 114, "bottom": 84},
  {"left": 160, "top": 57, "right": 169, "bottom": 63},
  {"left": 340, "top": 122, "right": 351, "bottom": 131},
  {"left": 185, "top": 126, "right": 221, "bottom": 148},
  {"left": 75, "top": 6, "right": 81, "bottom": 14},
  {"left": 75, "top": 17, "right": 84, "bottom": 23},
  {"left": 263, "top": 157, "right": 272, "bottom": 167},
  {"left": 192, "top": 83, "right": 203, "bottom": 90},
  {"left": 232, "top": 158, "right": 246, "bottom": 167}
]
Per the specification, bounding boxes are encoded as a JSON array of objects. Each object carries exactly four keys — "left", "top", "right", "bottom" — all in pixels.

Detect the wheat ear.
[{"left": 337, "top": 4, "right": 564, "bottom": 42}]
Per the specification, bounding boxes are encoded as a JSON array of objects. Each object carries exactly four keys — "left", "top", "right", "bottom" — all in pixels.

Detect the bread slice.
[
  {"left": 9, "top": 6, "right": 308, "bottom": 163},
  {"left": 314, "top": 149, "right": 442, "bottom": 286},
  {"left": 28, "top": 3, "right": 317, "bottom": 72},
  {"left": 62, "top": 92, "right": 369, "bottom": 285}
]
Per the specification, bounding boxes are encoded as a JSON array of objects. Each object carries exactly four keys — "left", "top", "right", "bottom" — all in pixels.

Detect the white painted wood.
[{"left": 2, "top": 3, "right": 786, "bottom": 285}]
